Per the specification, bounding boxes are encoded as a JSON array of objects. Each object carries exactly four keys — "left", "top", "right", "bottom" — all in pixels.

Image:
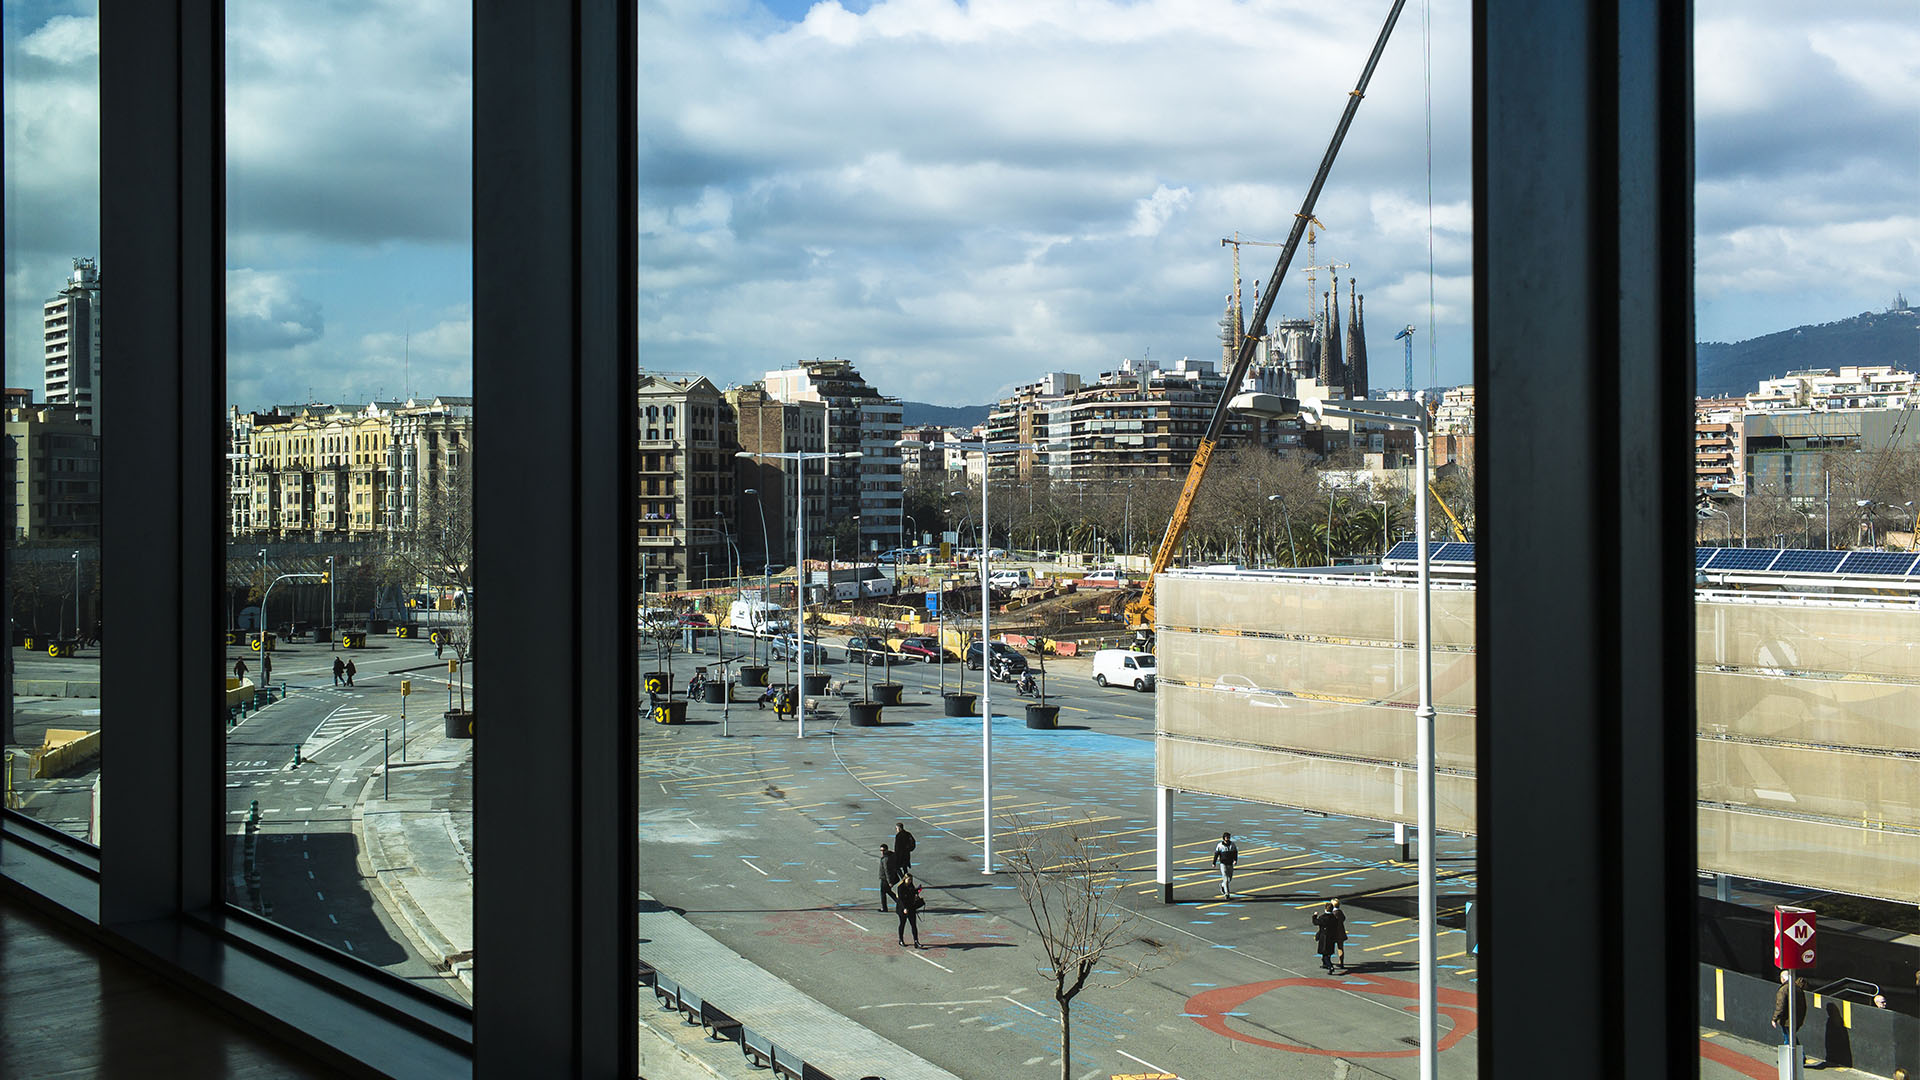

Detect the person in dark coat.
[
  {"left": 893, "top": 822, "right": 917, "bottom": 869},
  {"left": 1772, "top": 971, "right": 1808, "bottom": 1044},
  {"left": 894, "top": 870, "right": 924, "bottom": 947},
  {"left": 333, "top": 657, "right": 346, "bottom": 686},
  {"left": 1312, "top": 899, "right": 1348, "bottom": 971},
  {"left": 877, "top": 843, "right": 907, "bottom": 912},
  {"left": 234, "top": 658, "right": 248, "bottom": 682},
  {"left": 260, "top": 654, "right": 272, "bottom": 687},
  {"left": 344, "top": 659, "right": 356, "bottom": 686}
]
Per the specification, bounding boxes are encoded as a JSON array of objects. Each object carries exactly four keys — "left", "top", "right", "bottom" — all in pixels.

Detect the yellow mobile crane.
[{"left": 1126, "top": 0, "right": 1409, "bottom": 646}]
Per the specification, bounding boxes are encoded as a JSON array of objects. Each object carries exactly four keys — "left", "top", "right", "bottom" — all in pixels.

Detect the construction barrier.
[{"left": 30, "top": 728, "right": 101, "bottom": 779}]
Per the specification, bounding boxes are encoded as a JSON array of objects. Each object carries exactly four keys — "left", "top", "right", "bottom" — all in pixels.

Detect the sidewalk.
[{"left": 353, "top": 722, "right": 475, "bottom": 999}]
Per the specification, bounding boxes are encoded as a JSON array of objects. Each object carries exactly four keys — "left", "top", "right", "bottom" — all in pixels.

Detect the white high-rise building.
[{"left": 44, "top": 258, "right": 103, "bottom": 434}]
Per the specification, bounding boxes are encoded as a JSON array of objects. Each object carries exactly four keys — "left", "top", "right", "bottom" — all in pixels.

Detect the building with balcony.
[
  {"left": 728, "top": 383, "right": 826, "bottom": 575},
  {"left": 762, "top": 359, "right": 903, "bottom": 552},
  {"left": 984, "top": 371, "right": 1081, "bottom": 480},
  {"left": 636, "top": 374, "right": 736, "bottom": 591},
  {"left": 1693, "top": 396, "right": 1743, "bottom": 494},
  {"left": 5, "top": 401, "right": 101, "bottom": 541},
  {"left": 1060, "top": 356, "right": 1287, "bottom": 480},
  {"left": 1746, "top": 365, "right": 1919, "bottom": 412},
  {"left": 42, "top": 258, "right": 103, "bottom": 435}
]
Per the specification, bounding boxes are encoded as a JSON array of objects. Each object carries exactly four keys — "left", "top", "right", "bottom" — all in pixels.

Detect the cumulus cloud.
[
  {"left": 21, "top": 14, "right": 96, "bottom": 64},
  {"left": 226, "top": 270, "right": 324, "bottom": 351}
]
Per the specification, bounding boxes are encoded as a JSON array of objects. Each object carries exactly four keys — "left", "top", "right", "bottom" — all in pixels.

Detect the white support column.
[{"left": 1156, "top": 785, "right": 1174, "bottom": 904}]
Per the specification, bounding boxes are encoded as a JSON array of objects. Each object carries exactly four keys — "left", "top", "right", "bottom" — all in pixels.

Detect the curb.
[{"left": 352, "top": 774, "right": 473, "bottom": 1003}]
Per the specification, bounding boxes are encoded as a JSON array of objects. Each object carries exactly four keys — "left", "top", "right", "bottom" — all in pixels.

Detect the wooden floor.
[{"left": 0, "top": 891, "right": 351, "bottom": 1080}]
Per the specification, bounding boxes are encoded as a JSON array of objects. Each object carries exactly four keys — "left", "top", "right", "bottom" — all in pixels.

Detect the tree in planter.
[{"left": 1001, "top": 813, "right": 1174, "bottom": 1080}]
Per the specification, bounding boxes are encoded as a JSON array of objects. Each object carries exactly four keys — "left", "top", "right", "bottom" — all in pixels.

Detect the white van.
[
  {"left": 1091, "top": 649, "right": 1156, "bottom": 691},
  {"left": 728, "top": 599, "right": 788, "bottom": 636},
  {"left": 987, "top": 568, "right": 1031, "bottom": 589}
]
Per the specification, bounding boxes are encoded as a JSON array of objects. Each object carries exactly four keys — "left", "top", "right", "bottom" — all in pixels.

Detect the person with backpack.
[
  {"left": 1211, "top": 832, "right": 1241, "bottom": 898},
  {"left": 894, "top": 870, "right": 925, "bottom": 948},
  {"left": 893, "top": 822, "right": 917, "bottom": 870}
]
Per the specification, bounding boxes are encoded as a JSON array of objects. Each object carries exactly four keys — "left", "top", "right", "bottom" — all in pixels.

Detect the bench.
[
  {"left": 635, "top": 959, "right": 657, "bottom": 988},
  {"left": 652, "top": 973, "right": 682, "bottom": 1013},
  {"left": 741, "top": 1030, "right": 776, "bottom": 1069},
  {"left": 674, "top": 984, "right": 705, "bottom": 1026},
  {"left": 770, "top": 1045, "right": 806, "bottom": 1080},
  {"left": 699, "top": 1000, "right": 743, "bottom": 1043}
]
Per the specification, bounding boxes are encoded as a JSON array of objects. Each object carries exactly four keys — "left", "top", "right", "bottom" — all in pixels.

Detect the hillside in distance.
[
  {"left": 1698, "top": 303, "right": 1919, "bottom": 397},
  {"left": 899, "top": 401, "right": 993, "bottom": 429}
]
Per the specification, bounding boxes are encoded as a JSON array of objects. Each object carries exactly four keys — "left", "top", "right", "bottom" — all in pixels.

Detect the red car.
[
  {"left": 674, "top": 612, "right": 716, "bottom": 636},
  {"left": 897, "top": 636, "right": 947, "bottom": 661}
]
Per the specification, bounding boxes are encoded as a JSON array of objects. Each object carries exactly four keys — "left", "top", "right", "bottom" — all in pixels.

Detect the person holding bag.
[{"left": 895, "top": 871, "right": 925, "bottom": 948}]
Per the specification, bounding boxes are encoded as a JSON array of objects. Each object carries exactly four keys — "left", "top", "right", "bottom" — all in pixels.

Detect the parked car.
[
  {"left": 1079, "top": 568, "right": 1131, "bottom": 588},
  {"left": 987, "top": 568, "right": 1032, "bottom": 590},
  {"left": 1092, "top": 649, "right": 1156, "bottom": 691},
  {"left": 845, "top": 636, "right": 896, "bottom": 665},
  {"left": 1213, "top": 672, "right": 1287, "bottom": 707},
  {"left": 768, "top": 638, "right": 830, "bottom": 663},
  {"left": 897, "top": 636, "right": 947, "bottom": 662},
  {"left": 674, "top": 612, "right": 717, "bottom": 636},
  {"left": 965, "top": 641, "right": 1028, "bottom": 674}
]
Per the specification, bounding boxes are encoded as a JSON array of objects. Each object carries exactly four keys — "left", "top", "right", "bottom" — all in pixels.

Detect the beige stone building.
[
  {"left": 6, "top": 402, "right": 102, "bottom": 541},
  {"left": 638, "top": 375, "right": 736, "bottom": 591}
]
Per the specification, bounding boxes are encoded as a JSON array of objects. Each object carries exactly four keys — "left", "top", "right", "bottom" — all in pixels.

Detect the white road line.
[
  {"left": 1117, "top": 1050, "right": 1177, "bottom": 1077},
  {"left": 1001, "top": 995, "right": 1048, "bottom": 1018},
  {"left": 831, "top": 912, "right": 870, "bottom": 932},
  {"left": 908, "top": 950, "right": 952, "bottom": 972},
  {"left": 740, "top": 857, "right": 769, "bottom": 876}
]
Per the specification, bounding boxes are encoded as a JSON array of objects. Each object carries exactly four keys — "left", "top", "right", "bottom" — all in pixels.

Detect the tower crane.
[
  {"left": 1220, "top": 233, "right": 1288, "bottom": 356},
  {"left": 1394, "top": 324, "right": 1416, "bottom": 395},
  {"left": 1301, "top": 217, "right": 1346, "bottom": 321}
]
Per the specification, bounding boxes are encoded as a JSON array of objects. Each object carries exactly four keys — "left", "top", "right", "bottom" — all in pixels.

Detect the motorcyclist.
[{"left": 1016, "top": 671, "right": 1038, "bottom": 696}]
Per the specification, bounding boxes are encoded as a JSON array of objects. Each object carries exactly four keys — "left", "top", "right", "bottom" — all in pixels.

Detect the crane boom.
[{"left": 1126, "top": 0, "right": 1408, "bottom": 641}]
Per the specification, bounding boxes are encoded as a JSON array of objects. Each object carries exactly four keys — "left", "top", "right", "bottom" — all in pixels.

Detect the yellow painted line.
[
  {"left": 1365, "top": 935, "right": 1421, "bottom": 952},
  {"left": 675, "top": 771, "right": 796, "bottom": 790},
  {"left": 862, "top": 777, "right": 932, "bottom": 788},
  {"left": 785, "top": 801, "right": 835, "bottom": 811},
  {"left": 1843, "top": 999, "right": 1851, "bottom": 1029},
  {"left": 657, "top": 765, "right": 788, "bottom": 784},
  {"left": 1060, "top": 705, "right": 1090, "bottom": 712},
  {"left": 1456, "top": 968, "right": 1474, "bottom": 977},
  {"left": 1715, "top": 968, "right": 1724, "bottom": 1021},
  {"left": 1372, "top": 916, "right": 1413, "bottom": 929},
  {"left": 1191, "top": 861, "right": 1360, "bottom": 909},
  {"left": 910, "top": 798, "right": 982, "bottom": 811},
  {"left": 1008, "top": 815, "right": 1119, "bottom": 835},
  {"left": 1383, "top": 951, "right": 1404, "bottom": 957},
  {"left": 1440, "top": 950, "right": 1468, "bottom": 960}
]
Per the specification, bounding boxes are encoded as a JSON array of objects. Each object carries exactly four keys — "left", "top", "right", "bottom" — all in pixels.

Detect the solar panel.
[
  {"left": 1386, "top": 541, "right": 1420, "bottom": 561},
  {"left": 1769, "top": 549, "right": 1845, "bottom": 574},
  {"left": 1836, "top": 551, "right": 1918, "bottom": 577},
  {"left": 1695, "top": 548, "right": 1717, "bottom": 569},
  {"left": 1434, "top": 542, "right": 1477, "bottom": 563},
  {"left": 1706, "top": 548, "right": 1781, "bottom": 571}
]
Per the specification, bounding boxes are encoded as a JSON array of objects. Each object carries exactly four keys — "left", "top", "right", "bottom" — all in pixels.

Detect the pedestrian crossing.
[{"left": 303, "top": 705, "right": 389, "bottom": 758}]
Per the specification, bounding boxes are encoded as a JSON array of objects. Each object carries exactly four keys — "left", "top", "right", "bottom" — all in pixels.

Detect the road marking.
[
  {"left": 1117, "top": 1050, "right": 1176, "bottom": 1076},
  {"left": 1001, "top": 996, "right": 1049, "bottom": 1018},
  {"left": 908, "top": 950, "right": 951, "bottom": 972},
  {"left": 740, "top": 857, "right": 769, "bottom": 876},
  {"left": 831, "top": 912, "right": 871, "bottom": 932},
  {"left": 863, "top": 777, "right": 932, "bottom": 788}
]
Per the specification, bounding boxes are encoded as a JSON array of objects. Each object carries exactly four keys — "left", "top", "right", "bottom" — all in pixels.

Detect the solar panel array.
[
  {"left": 1384, "top": 540, "right": 1477, "bottom": 563},
  {"left": 1385, "top": 543, "right": 1920, "bottom": 579}
]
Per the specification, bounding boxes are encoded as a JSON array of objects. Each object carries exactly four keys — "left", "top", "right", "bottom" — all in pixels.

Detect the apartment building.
[
  {"left": 43, "top": 258, "right": 104, "bottom": 434},
  {"left": 728, "top": 383, "right": 826, "bottom": 573},
  {"left": 1746, "top": 365, "right": 1918, "bottom": 412},
  {"left": 1693, "top": 396, "right": 1744, "bottom": 494},
  {"left": 5, "top": 401, "right": 101, "bottom": 541},
  {"left": 385, "top": 397, "right": 473, "bottom": 542},
  {"left": 763, "top": 358, "right": 903, "bottom": 553},
  {"left": 983, "top": 371, "right": 1080, "bottom": 480},
  {"left": 637, "top": 374, "right": 737, "bottom": 590},
  {"left": 1060, "top": 356, "right": 1285, "bottom": 480},
  {"left": 231, "top": 404, "right": 394, "bottom": 539}
]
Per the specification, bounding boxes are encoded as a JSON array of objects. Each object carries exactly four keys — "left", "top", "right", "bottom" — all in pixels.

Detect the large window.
[{"left": 222, "top": 0, "right": 474, "bottom": 1001}]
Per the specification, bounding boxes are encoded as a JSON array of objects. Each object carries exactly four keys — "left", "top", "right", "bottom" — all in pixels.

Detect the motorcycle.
[
  {"left": 1015, "top": 672, "right": 1039, "bottom": 696},
  {"left": 988, "top": 658, "right": 1019, "bottom": 683}
]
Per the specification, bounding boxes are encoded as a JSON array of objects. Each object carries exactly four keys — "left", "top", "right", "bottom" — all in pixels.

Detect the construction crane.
[
  {"left": 1221, "top": 233, "right": 1287, "bottom": 356},
  {"left": 1302, "top": 218, "right": 1346, "bottom": 322},
  {"left": 1429, "top": 483, "right": 1468, "bottom": 541},
  {"left": 1125, "top": 0, "right": 1409, "bottom": 646},
  {"left": 1394, "top": 324, "right": 1416, "bottom": 394}
]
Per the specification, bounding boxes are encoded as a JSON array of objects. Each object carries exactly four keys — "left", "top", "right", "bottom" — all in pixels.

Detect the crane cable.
[{"left": 1423, "top": 0, "right": 1437, "bottom": 390}]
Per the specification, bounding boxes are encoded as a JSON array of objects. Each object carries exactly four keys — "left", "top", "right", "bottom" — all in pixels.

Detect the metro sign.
[{"left": 1773, "top": 906, "right": 1817, "bottom": 969}]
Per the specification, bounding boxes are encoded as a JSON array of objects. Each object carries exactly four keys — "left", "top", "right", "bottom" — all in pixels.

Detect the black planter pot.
[
  {"left": 943, "top": 692, "right": 977, "bottom": 717},
  {"left": 643, "top": 671, "right": 672, "bottom": 697},
  {"left": 1024, "top": 704, "right": 1060, "bottom": 729},
  {"left": 650, "top": 700, "right": 688, "bottom": 725},
  {"left": 801, "top": 672, "right": 832, "bottom": 695},
  {"left": 702, "top": 681, "right": 727, "bottom": 703},
  {"left": 738, "top": 664, "right": 769, "bottom": 687},
  {"left": 874, "top": 683, "right": 903, "bottom": 705},
  {"left": 848, "top": 700, "right": 883, "bottom": 726},
  {"left": 445, "top": 708, "right": 475, "bottom": 739}
]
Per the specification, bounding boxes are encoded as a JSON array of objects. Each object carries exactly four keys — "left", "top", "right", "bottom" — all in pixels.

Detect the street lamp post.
[
  {"left": 743, "top": 489, "right": 773, "bottom": 666},
  {"left": 737, "top": 450, "right": 861, "bottom": 739},
  {"left": 1267, "top": 494, "right": 1300, "bottom": 567},
  {"left": 327, "top": 554, "right": 336, "bottom": 651},
  {"left": 1231, "top": 392, "right": 1437, "bottom": 1080},
  {"left": 71, "top": 551, "right": 80, "bottom": 641},
  {"left": 906, "top": 440, "right": 1037, "bottom": 874},
  {"left": 1373, "top": 499, "right": 1389, "bottom": 562}
]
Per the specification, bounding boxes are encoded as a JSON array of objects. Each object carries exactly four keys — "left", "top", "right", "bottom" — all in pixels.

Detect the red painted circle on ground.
[{"left": 1184, "top": 973, "right": 1479, "bottom": 1058}]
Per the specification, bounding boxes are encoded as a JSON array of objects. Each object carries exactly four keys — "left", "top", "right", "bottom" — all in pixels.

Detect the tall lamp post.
[
  {"left": 1230, "top": 391, "right": 1437, "bottom": 1080},
  {"left": 736, "top": 450, "right": 861, "bottom": 739},
  {"left": 71, "top": 550, "right": 81, "bottom": 640},
  {"left": 904, "top": 440, "right": 1037, "bottom": 873},
  {"left": 743, "top": 488, "right": 773, "bottom": 667},
  {"left": 1373, "top": 499, "right": 1390, "bottom": 562}
]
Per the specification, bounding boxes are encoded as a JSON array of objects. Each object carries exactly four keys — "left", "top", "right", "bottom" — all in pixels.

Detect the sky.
[{"left": 4, "top": 0, "right": 1916, "bottom": 410}]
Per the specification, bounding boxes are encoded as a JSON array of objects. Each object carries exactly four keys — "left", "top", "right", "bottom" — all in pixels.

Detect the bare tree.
[
  {"left": 393, "top": 457, "right": 475, "bottom": 661},
  {"left": 1000, "top": 814, "right": 1174, "bottom": 1080}
]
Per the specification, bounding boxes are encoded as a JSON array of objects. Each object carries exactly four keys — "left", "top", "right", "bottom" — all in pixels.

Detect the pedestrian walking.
[
  {"left": 1312, "top": 899, "right": 1348, "bottom": 970},
  {"left": 894, "top": 870, "right": 925, "bottom": 947},
  {"left": 435, "top": 637, "right": 444, "bottom": 659},
  {"left": 893, "top": 822, "right": 917, "bottom": 869},
  {"left": 234, "top": 658, "right": 248, "bottom": 682},
  {"left": 260, "top": 654, "right": 272, "bottom": 687},
  {"left": 877, "top": 843, "right": 906, "bottom": 911},
  {"left": 344, "top": 659, "right": 357, "bottom": 687},
  {"left": 1211, "top": 832, "right": 1240, "bottom": 898},
  {"left": 1772, "top": 970, "right": 1808, "bottom": 1044},
  {"left": 333, "top": 657, "right": 346, "bottom": 686}
]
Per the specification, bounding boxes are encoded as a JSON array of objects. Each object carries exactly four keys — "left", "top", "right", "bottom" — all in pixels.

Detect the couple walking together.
[{"left": 877, "top": 822, "right": 925, "bottom": 947}]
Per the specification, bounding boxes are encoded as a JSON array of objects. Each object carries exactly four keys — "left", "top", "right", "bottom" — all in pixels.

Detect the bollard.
[
  {"left": 248, "top": 800, "right": 260, "bottom": 826},
  {"left": 293, "top": 741, "right": 304, "bottom": 767}
]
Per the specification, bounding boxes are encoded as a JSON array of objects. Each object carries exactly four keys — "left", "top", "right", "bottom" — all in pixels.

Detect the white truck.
[{"left": 728, "top": 600, "right": 789, "bottom": 636}]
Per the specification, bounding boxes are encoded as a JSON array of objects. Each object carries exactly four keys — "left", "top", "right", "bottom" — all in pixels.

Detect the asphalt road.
[
  {"left": 222, "top": 637, "right": 468, "bottom": 1000},
  {"left": 640, "top": 629, "right": 1482, "bottom": 1080}
]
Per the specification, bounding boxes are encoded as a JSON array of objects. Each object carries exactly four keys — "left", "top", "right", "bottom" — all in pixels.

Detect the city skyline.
[{"left": 5, "top": 0, "right": 1916, "bottom": 408}]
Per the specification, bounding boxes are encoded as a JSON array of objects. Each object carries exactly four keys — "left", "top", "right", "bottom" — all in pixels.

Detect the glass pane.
[
  {"left": 640, "top": 5, "right": 1484, "bottom": 1076},
  {"left": 224, "top": 0, "right": 473, "bottom": 1002},
  {"left": 1691, "top": 1, "right": 1920, "bottom": 1073},
  {"left": 5, "top": 3, "right": 104, "bottom": 845}
]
